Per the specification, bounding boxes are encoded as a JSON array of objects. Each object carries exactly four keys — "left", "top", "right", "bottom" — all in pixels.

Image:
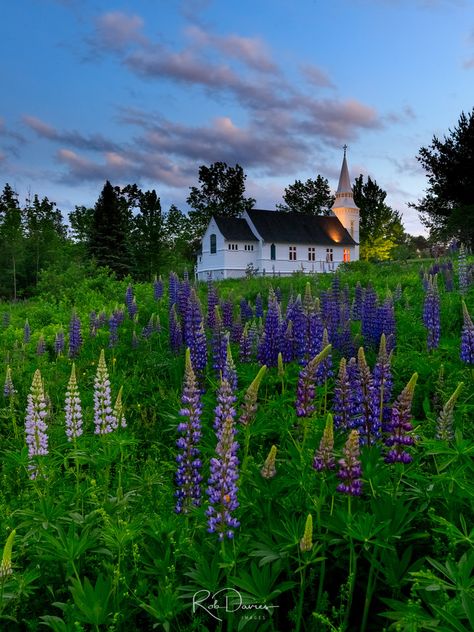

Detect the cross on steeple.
[{"left": 343, "top": 144, "right": 348, "bottom": 156}]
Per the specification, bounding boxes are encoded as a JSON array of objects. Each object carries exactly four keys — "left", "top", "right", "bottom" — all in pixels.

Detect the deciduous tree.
[{"left": 277, "top": 175, "right": 334, "bottom": 215}]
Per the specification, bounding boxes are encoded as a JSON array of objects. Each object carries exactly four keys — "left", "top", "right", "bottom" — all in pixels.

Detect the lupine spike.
[
  {"left": 277, "top": 352, "right": 285, "bottom": 378},
  {"left": 460, "top": 300, "right": 474, "bottom": 364},
  {"left": 295, "top": 344, "right": 332, "bottom": 418},
  {"left": 384, "top": 373, "right": 418, "bottom": 464},
  {"left": 313, "top": 413, "right": 335, "bottom": 471},
  {"left": 93, "top": 349, "right": 117, "bottom": 434},
  {"left": 0, "top": 529, "right": 16, "bottom": 578},
  {"left": 25, "top": 369, "right": 49, "bottom": 478},
  {"left": 337, "top": 430, "right": 362, "bottom": 496},
  {"left": 436, "top": 382, "right": 463, "bottom": 442},
  {"left": 261, "top": 445, "right": 277, "bottom": 479},
  {"left": 300, "top": 514, "right": 313, "bottom": 552},
  {"left": 65, "top": 363, "right": 83, "bottom": 442},
  {"left": 113, "top": 386, "right": 127, "bottom": 429},
  {"left": 239, "top": 365, "right": 267, "bottom": 426},
  {"left": 3, "top": 366, "right": 15, "bottom": 398}
]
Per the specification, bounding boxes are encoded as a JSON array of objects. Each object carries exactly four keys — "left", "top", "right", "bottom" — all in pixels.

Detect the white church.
[{"left": 196, "top": 150, "right": 360, "bottom": 281}]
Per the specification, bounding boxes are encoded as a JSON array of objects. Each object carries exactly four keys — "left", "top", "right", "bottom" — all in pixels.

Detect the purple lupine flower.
[
  {"left": 337, "top": 430, "right": 362, "bottom": 496},
  {"left": 185, "top": 289, "right": 207, "bottom": 377},
  {"left": 125, "top": 284, "right": 138, "bottom": 319},
  {"left": 153, "top": 275, "right": 163, "bottom": 300},
  {"left": 25, "top": 369, "right": 49, "bottom": 478},
  {"left": 458, "top": 245, "right": 468, "bottom": 294},
  {"left": 240, "top": 298, "right": 253, "bottom": 322},
  {"left": 376, "top": 295, "right": 396, "bottom": 352},
  {"left": 230, "top": 317, "right": 244, "bottom": 345},
  {"left": 281, "top": 320, "right": 295, "bottom": 363},
  {"left": 423, "top": 275, "right": 440, "bottom": 351},
  {"left": 54, "top": 329, "right": 65, "bottom": 356},
  {"left": 352, "top": 347, "right": 380, "bottom": 446},
  {"left": 436, "top": 382, "right": 463, "bottom": 442},
  {"left": 295, "top": 345, "right": 332, "bottom": 418},
  {"left": 108, "top": 311, "right": 120, "bottom": 348},
  {"left": 207, "top": 282, "right": 219, "bottom": 330},
  {"left": 257, "top": 294, "right": 281, "bottom": 367},
  {"left": 313, "top": 413, "right": 335, "bottom": 471},
  {"left": 211, "top": 307, "right": 227, "bottom": 376},
  {"left": 239, "top": 323, "right": 252, "bottom": 363},
  {"left": 373, "top": 334, "right": 393, "bottom": 432},
  {"left": 169, "top": 305, "right": 183, "bottom": 354},
  {"left": 3, "top": 366, "right": 15, "bottom": 398},
  {"left": 169, "top": 271, "right": 179, "bottom": 308},
  {"left": 176, "top": 348, "right": 203, "bottom": 514},
  {"left": 315, "top": 329, "right": 333, "bottom": 386},
  {"left": 346, "top": 356, "right": 364, "bottom": 431},
  {"left": 36, "top": 336, "right": 46, "bottom": 356},
  {"left": 221, "top": 299, "right": 234, "bottom": 329},
  {"left": 223, "top": 342, "right": 238, "bottom": 393},
  {"left": 93, "top": 349, "right": 117, "bottom": 435},
  {"left": 460, "top": 300, "right": 474, "bottom": 364},
  {"left": 291, "top": 297, "right": 307, "bottom": 363},
  {"left": 64, "top": 363, "right": 83, "bottom": 442},
  {"left": 142, "top": 314, "right": 155, "bottom": 339},
  {"left": 24, "top": 319, "right": 31, "bottom": 344},
  {"left": 239, "top": 365, "right": 266, "bottom": 427},
  {"left": 255, "top": 293, "right": 263, "bottom": 319},
  {"left": 68, "top": 312, "right": 82, "bottom": 358},
  {"left": 307, "top": 300, "right": 324, "bottom": 359},
  {"left": 333, "top": 358, "right": 351, "bottom": 432},
  {"left": 384, "top": 373, "right": 418, "bottom": 464},
  {"left": 352, "top": 282, "right": 364, "bottom": 320},
  {"left": 178, "top": 278, "right": 191, "bottom": 319},
  {"left": 206, "top": 375, "right": 240, "bottom": 540},
  {"left": 361, "top": 285, "right": 378, "bottom": 347},
  {"left": 338, "top": 300, "right": 354, "bottom": 358}
]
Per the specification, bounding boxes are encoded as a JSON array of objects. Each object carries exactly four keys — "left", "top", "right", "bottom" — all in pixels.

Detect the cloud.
[
  {"left": 186, "top": 25, "right": 278, "bottom": 73},
  {"left": 23, "top": 115, "right": 120, "bottom": 152},
  {"left": 300, "top": 63, "right": 334, "bottom": 88},
  {"left": 297, "top": 98, "right": 382, "bottom": 141},
  {"left": 91, "top": 11, "right": 147, "bottom": 52}
]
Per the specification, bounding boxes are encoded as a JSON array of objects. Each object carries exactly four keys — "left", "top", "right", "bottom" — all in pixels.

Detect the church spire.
[{"left": 332, "top": 146, "right": 358, "bottom": 209}]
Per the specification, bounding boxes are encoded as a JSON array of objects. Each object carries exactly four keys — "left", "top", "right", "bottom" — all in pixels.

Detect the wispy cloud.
[
  {"left": 90, "top": 11, "right": 147, "bottom": 52},
  {"left": 23, "top": 115, "right": 120, "bottom": 152}
]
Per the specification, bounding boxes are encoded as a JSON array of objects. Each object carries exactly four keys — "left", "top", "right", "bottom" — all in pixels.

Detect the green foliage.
[{"left": 277, "top": 175, "right": 334, "bottom": 215}]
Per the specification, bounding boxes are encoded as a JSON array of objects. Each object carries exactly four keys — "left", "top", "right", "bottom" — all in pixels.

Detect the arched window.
[
  {"left": 270, "top": 243, "right": 276, "bottom": 260},
  {"left": 210, "top": 233, "right": 216, "bottom": 254}
]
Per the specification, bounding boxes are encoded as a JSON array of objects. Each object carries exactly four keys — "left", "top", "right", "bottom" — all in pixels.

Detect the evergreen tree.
[
  {"left": 89, "top": 181, "right": 132, "bottom": 277},
  {"left": 129, "top": 187, "right": 164, "bottom": 280},
  {"left": 277, "top": 175, "right": 334, "bottom": 215},
  {"left": 0, "top": 184, "right": 25, "bottom": 300},
  {"left": 412, "top": 108, "right": 474, "bottom": 247}
]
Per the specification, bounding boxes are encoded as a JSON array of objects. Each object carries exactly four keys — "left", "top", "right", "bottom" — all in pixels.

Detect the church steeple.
[{"left": 331, "top": 147, "right": 360, "bottom": 260}]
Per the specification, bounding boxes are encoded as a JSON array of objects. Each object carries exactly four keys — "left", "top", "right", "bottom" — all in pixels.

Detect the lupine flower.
[
  {"left": 372, "top": 334, "right": 393, "bottom": 434},
  {"left": 54, "top": 329, "right": 65, "bottom": 356},
  {"left": 206, "top": 374, "right": 240, "bottom": 540},
  {"left": 289, "top": 296, "right": 306, "bottom": 362},
  {"left": 255, "top": 293, "right": 263, "bottom": 319},
  {"left": 261, "top": 445, "right": 277, "bottom": 479},
  {"left": 142, "top": 314, "right": 155, "bottom": 339},
  {"left": 352, "top": 347, "right": 380, "bottom": 446},
  {"left": 25, "top": 369, "right": 49, "bottom": 477},
  {"left": 376, "top": 294, "right": 396, "bottom": 352},
  {"left": 221, "top": 299, "right": 234, "bottom": 329},
  {"left": 113, "top": 386, "right": 127, "bottom": 429},
  {"left": 307, "top": 299, "right": 324, "bottom": 359},
  {"left": 313, "top": 413, "right": 335, "bottom": 471},
  {"left": 3, "top": 366, "right": 15, "bottom": 398},
  {"left": 257, "top": 294, "right": 281, "bottom": 367},
  {"left": 176, "top": 349, "right": 203, "bottom": 513},
  {"left": 178, "top": 278, "right": 191, "bottom": 319},
  {"left": 240, "top": 298, "right": 253, "bottom": 322},
  {"left": 423, "top": 275, "right": 440, "bottom": 351},
  {"left": 333, "top": 358, "right": 351, "bottom": 431},
  {"left": 361, "top": 285, "right": 378, "bottom": 347},
  {"left": 230, "top": 317, "right": 243, "bottom": 344},
  {"left": 303, "top": 282, "right": 314, "bottom": 314},
  {"left": 299, "top": 514, "right": 313, "bottom": 552},
  {"left": 153, "top": 275, "right": 163, "bottom": 300},
  {"left": 436, "top": 382, "right": 463, "bottom": 442},
  {"left": 207, "top": 282, "right": 219, "bottom": 330},
  {"left": 24, "top": 319, "right": 31, "bottom": 343},
  {"left": 239, "top": 365, "right": 267, "bottom": 426},
  {"left": 458, "top": 244, "right": 468, "bottom": 294},
  {"left": 352, "top": 282, "right": 364, "bottom": 320},
  {"left": 277, "top": 352, "right": 285, "bottom": 378},
  {"left": 93, "top": 349, "right": 117, "bottom": 435},
  {"left": 108, "top": 311, "right": 120, "bottom": 348},
  {"left": 223, "top": 342, "right": 238, "bottom": 392},
  {"left": 36, "top": 336, "right": 46, "bottom": 356},
  {"left": 68, "top": 312, "right": 82, "bottom": 358},
  {"left": 315, "top": 329, "right": 333, "bottom": 385},
  {"left": 384, "top": 373, "right": 418, "bottom": 464},
  {"left": 239, "top": 323, "right": 252, "bottom": 363},
  {"left": 125, "top": 284, "right": 137, "bottom": 319},
  {"left": 337, "top": 430, "right": 362, "bottom": 496},
  {"left": 0, "top": 530, "right": 16, "bottom": 579},
  {"left": 295, "top": 345, "right": 332, "bottom": 418},
  {"left": 184, "top": 289, "right": 207, "bottom": 377},
  {"left": 281, "top": 320, "right": 295, "bottom": 363},
  {"left": 64, "top": 363, "right": 83, "bottom": 442},
  {"left": 169, "top": 271, "right": 179, "bottom": 308},
  {"left": 169, "top": 305, "right": 183, "bottom": 354},
  {"left": 460, "top": 301, "right": 474, "bottom": 365}
]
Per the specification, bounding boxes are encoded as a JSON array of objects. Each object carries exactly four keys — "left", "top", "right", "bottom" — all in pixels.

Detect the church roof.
[
  {"left": 332, "top": 148, "right": 359, "bottom": 210},
  {"left": 213, "top": 216, "right": 258, "bottom": 241},
  {"left": 246, "top": 209, "right": 357, "bottom": 246}
]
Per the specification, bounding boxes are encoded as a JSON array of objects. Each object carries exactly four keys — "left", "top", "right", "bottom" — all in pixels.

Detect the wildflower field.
[{"left": 0, "top": 255, "right": 473, "bottom": 632}]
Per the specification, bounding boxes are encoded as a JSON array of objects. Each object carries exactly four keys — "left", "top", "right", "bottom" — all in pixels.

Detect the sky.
[{"left": 1, "top": 0, "right": 474, "bottom": 236}]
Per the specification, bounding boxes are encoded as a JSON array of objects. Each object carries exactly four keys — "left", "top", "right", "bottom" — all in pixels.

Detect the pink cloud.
[
  {"left": 300, "top": 63, "right": 334, "bottom": 88},
  {"left": 93, "top": 11, "right": 146, "bottom": 51}
]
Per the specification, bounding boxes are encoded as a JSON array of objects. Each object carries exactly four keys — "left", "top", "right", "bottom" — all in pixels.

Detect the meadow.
[{"left": 0, "top": 255, "right": 473, "bottom": 632}]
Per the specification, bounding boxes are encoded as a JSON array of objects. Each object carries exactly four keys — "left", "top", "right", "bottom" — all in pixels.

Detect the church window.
[
  {"left": 326, "top": 248, "right": 333, "bottom": 262},
  {"left": 210, "top": 233, "right": 216, "bottom": 254},
  {"left": 289, "top": 246, "right": 297, "bottom": 261},
  {"left": 308, "top": 247, "right": 316, "bottom": 261},
  {"left": 270, "top": 243, "right": 276, "bottom": 260},
  {"left": 343, "top": 248, "right": 350, "bottom": 262}
]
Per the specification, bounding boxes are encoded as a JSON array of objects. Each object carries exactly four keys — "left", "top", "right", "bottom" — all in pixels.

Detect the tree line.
[{"left": 1, "top": 107, "right": 472, "bottom": 299}]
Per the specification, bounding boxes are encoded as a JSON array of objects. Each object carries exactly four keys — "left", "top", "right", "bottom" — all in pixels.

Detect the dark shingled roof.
[
  {"left": 213, "top": 216, "right": 258, "bottom": 241},
  {"left": 246, "top": 209, "right": 357, "bottom": 246}
]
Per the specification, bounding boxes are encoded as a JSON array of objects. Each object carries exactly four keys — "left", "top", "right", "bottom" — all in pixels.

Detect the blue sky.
[{"left": 1, "top": 0, "right": 474, "bottom": 236}]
